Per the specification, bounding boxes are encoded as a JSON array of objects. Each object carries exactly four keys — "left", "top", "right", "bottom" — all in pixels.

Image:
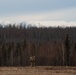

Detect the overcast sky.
[{"left": 0, "top": 0, "right": 76, "bottom": 26}]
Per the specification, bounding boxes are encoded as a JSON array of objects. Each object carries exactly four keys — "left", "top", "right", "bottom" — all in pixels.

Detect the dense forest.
[{"left": 0, "top": 24, "right": 76, "bottom": 66}]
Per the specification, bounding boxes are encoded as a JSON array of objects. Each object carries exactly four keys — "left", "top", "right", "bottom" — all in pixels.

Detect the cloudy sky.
[{"left": 0, "top": 0, "right": 76, "bottom": 27}]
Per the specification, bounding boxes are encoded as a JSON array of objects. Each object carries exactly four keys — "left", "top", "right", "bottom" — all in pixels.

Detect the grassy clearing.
[{"left": 0, "top": 66, "right": 76, "bottom": 75}]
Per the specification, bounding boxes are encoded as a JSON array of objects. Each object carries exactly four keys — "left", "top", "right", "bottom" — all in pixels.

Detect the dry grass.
[{"left": 0, "top": 66, "right": 76, "bottom": 75}]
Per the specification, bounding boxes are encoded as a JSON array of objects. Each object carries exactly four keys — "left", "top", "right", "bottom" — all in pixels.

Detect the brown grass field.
[{"left": 0, "top": 66, "right": 76, "bottom": 75}]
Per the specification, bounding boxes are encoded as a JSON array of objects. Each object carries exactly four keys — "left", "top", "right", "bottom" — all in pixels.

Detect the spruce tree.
[{"left": 64, "top": 34, "right": 70, "bottom": 66}]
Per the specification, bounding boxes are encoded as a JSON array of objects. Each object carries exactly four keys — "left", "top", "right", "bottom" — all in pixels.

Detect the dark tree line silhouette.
[{"left": 0, "top": 24, "right": 75, "bottom": 66}]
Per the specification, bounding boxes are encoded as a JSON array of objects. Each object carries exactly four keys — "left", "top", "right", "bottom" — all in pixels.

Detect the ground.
[{"left": 0, "top": 66, "right": 76, "bottom": 75}]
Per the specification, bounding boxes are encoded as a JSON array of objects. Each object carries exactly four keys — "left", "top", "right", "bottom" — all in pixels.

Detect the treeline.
[{"left": 0, "top": 24, "right": 76, "bottom": 66}]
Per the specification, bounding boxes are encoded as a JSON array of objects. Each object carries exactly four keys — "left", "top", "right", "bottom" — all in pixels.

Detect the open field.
[{"left": 0, "top": 66, "right": 76, "bottom": 75}]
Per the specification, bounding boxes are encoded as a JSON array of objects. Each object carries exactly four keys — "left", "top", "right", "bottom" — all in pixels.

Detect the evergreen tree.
[{"left": 64, "top": 34, "right": 70, "bottom": 66}]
